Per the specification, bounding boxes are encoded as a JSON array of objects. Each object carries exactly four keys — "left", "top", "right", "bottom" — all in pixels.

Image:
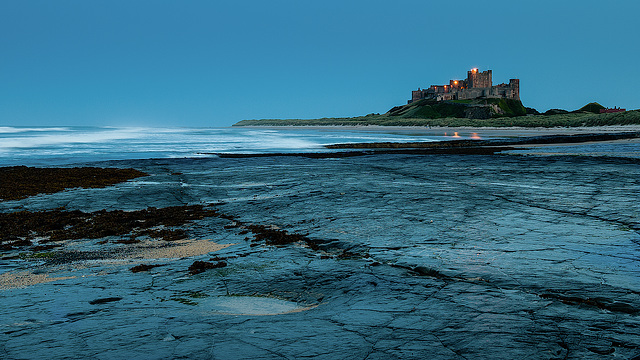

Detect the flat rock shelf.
[{"left": 0, "top": 147, "right": 639, "bottom": 359}]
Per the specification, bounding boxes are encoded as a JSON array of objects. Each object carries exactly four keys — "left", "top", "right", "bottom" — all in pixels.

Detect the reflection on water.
[
  {"left": 199, "top": 295, "right": 313, "bottom": 315},
  {"left": 0, "top": 126, "right": 489, "bottom": 166}
]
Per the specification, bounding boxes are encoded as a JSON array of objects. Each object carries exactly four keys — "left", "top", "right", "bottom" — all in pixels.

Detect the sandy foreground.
[{"left": 0, "top": 239, "right": 233, "bottom": 290}]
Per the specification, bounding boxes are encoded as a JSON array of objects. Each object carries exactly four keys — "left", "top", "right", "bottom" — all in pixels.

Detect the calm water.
[{"left": 0, "top": 126, "right": 482, "bottom": 166}]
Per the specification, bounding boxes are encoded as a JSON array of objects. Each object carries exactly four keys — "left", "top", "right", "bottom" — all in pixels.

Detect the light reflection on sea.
[{"left": 0, "top": 126, "right": 474, "bottom": 166}]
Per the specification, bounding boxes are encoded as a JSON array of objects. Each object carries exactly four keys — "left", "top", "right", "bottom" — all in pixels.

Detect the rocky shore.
[{"left": 1, "top": 133, "right": 639, "bottom": 359}]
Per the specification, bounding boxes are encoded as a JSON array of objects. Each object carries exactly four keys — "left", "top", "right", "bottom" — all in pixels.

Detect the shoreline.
[
  {"left": 235, "top": 124, "right": 640, "bottom": 137},
  {"left": 4, "top": 125, "right": 640, "bottom": 168},
  {"left": 232, "top": 109, "right": 640, "bottom": 129},
  {"left": 323, "top": 130, "right": 640, "bottom": 149},
  {"left": 206, "top": 130, "right": 640, "bottom": 158}
]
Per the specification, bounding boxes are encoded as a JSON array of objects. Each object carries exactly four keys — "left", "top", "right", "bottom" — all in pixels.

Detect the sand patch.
[
  {"left": 0, "top": 271, "right": 76, "bottom": 290},
  {"left": 0, "top": 239, "right": 232, "bottom": 290},
  {"left": 128, "top": 239, "right": 234, "bottom": 260}
]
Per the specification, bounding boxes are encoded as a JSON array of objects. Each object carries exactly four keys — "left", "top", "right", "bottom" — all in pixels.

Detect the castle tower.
[
  {"left": 509, "top": 79, "right": 520, "bottom": 100},
  {"left": 467, "top": 68, "right": 492, "bottom": 88},
  {"left": 411, "top": 89, "right": 424, "bottom": 103}
]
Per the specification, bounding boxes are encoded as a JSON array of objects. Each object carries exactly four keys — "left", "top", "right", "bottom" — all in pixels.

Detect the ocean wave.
[
  {"left": 0, "top": 127, "right": 148, "bottom": 149},
  {"left": 0, "top": 126, "right": 446, "bottom": 166},
  {"left": 0, "top": 126, "right": 71, "bottom": 134}
]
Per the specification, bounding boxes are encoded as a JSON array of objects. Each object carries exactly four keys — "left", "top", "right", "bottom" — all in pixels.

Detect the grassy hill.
[
  {"left": 234, "top": 100, "right": 640, "bottom": 128},
  {"left": 386, "top": 98, "right": 527, "bottom": 119},
  {"left": 577, "top": 102, "right": 606, "bottom": 114}
]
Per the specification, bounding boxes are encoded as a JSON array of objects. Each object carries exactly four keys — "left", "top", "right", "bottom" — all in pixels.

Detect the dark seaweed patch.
[
  {"left": 89, "top": 297, "right": 123, "bottom": 305},
  {"left": 246, "top": 224, "right": 309, "bottom": 246},
  {"left": 130, "top": 264, "right": 164, "bottom": 273},
  {"left": 0, "top": 166, "right": 148, "bottom": 201},
  {"left": 0, "top": 205, "right": 220, "bottom": 252},
  {"left": 188, "top": 260, "right": 227, "bottom": 275}
]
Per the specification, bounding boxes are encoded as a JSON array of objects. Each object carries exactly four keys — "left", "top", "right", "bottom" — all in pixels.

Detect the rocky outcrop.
[{"left": 1, "top": 145, "right": 639, "bottom": 359}]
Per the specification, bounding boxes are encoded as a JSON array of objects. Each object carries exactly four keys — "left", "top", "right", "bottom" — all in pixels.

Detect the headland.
[{"left": 234, "top": 67, "right": 639, "bottom": 127}]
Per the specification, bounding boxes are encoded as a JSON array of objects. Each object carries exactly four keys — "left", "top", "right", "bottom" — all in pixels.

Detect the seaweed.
[
  {"left": 188, "top": 260, "right": 227, "bottom": 275},
  {"left": 0, "top": 205, "right": 221, "bottom": 252},
  {"left": 89, "top": 297, "right": 123, "bottom": 305},
  {"left": 246, "top": 224, "right": 309, "bottom": 246},
  {"left": 130, "top": 264, "right": 164, "bottom": 273},
  {"left": 0, "top": 166, "right": 148, "bottom": 201}
]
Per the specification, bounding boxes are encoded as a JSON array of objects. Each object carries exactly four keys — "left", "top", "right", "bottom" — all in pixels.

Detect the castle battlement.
[{"left": 410, "top": 68, "right": 519, "bottom": 103}]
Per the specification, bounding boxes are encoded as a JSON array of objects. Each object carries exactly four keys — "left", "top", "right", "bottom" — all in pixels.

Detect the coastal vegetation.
[
  {"left": 578, "top": 102, "right": 606, "bottom": 114},
  {"left": 387, "top": 98, "right": 527, "bottom": 118},
  {"left": 234, "top": 105, "right": 640, "bottom": 128}
]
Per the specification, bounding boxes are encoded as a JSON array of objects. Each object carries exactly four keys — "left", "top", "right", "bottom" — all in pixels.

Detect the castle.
[{"left": 409, "top": 68, "right": 520, "bottom": 103}]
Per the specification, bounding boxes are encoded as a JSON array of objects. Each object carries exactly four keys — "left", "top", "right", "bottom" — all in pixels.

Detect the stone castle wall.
[
  {"left": 467, "top": 69, "right": 492, "bottom": 88},
  {"left": 410, "top": 69, "right": 519, "bottom": 103}
]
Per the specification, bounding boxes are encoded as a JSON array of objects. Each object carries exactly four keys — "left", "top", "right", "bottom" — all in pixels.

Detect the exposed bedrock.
[{"left": 1, "top": 153, "right": 639, "bottom": 359}]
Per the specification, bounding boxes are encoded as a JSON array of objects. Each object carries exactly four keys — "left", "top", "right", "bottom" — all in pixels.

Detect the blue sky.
[{"left": 1, "top": 0, "right": 639, "bottom": 127}]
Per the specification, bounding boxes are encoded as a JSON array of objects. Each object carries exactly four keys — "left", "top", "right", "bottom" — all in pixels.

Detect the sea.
[{"left": 0, "top": 126, "right": 482, "bottom": 167}]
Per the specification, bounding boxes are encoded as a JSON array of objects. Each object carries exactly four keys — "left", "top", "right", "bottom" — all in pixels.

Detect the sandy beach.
[{"left": 240, "top": 124, "right": 640, "bottom": 135}]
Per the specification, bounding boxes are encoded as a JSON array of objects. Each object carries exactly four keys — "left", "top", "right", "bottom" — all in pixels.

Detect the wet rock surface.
[
  {"left": 324, "top": 131, "right": 640, "bottom": 149},
  {"left": 1, "top": 149, "right": 639, "bottom": 359}
]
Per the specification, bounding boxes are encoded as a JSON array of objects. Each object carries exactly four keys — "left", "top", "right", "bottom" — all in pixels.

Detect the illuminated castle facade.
[{"left": 410, "top": 68, "right": 520, "bottom": 103}]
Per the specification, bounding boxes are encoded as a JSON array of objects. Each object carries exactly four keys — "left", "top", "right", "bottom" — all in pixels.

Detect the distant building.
[
  {"left": 600, "top": 107, "right": 626, "bottom": 113},
  {"left": 410, "top": 68, "right": 520, "bottom": 103}
]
